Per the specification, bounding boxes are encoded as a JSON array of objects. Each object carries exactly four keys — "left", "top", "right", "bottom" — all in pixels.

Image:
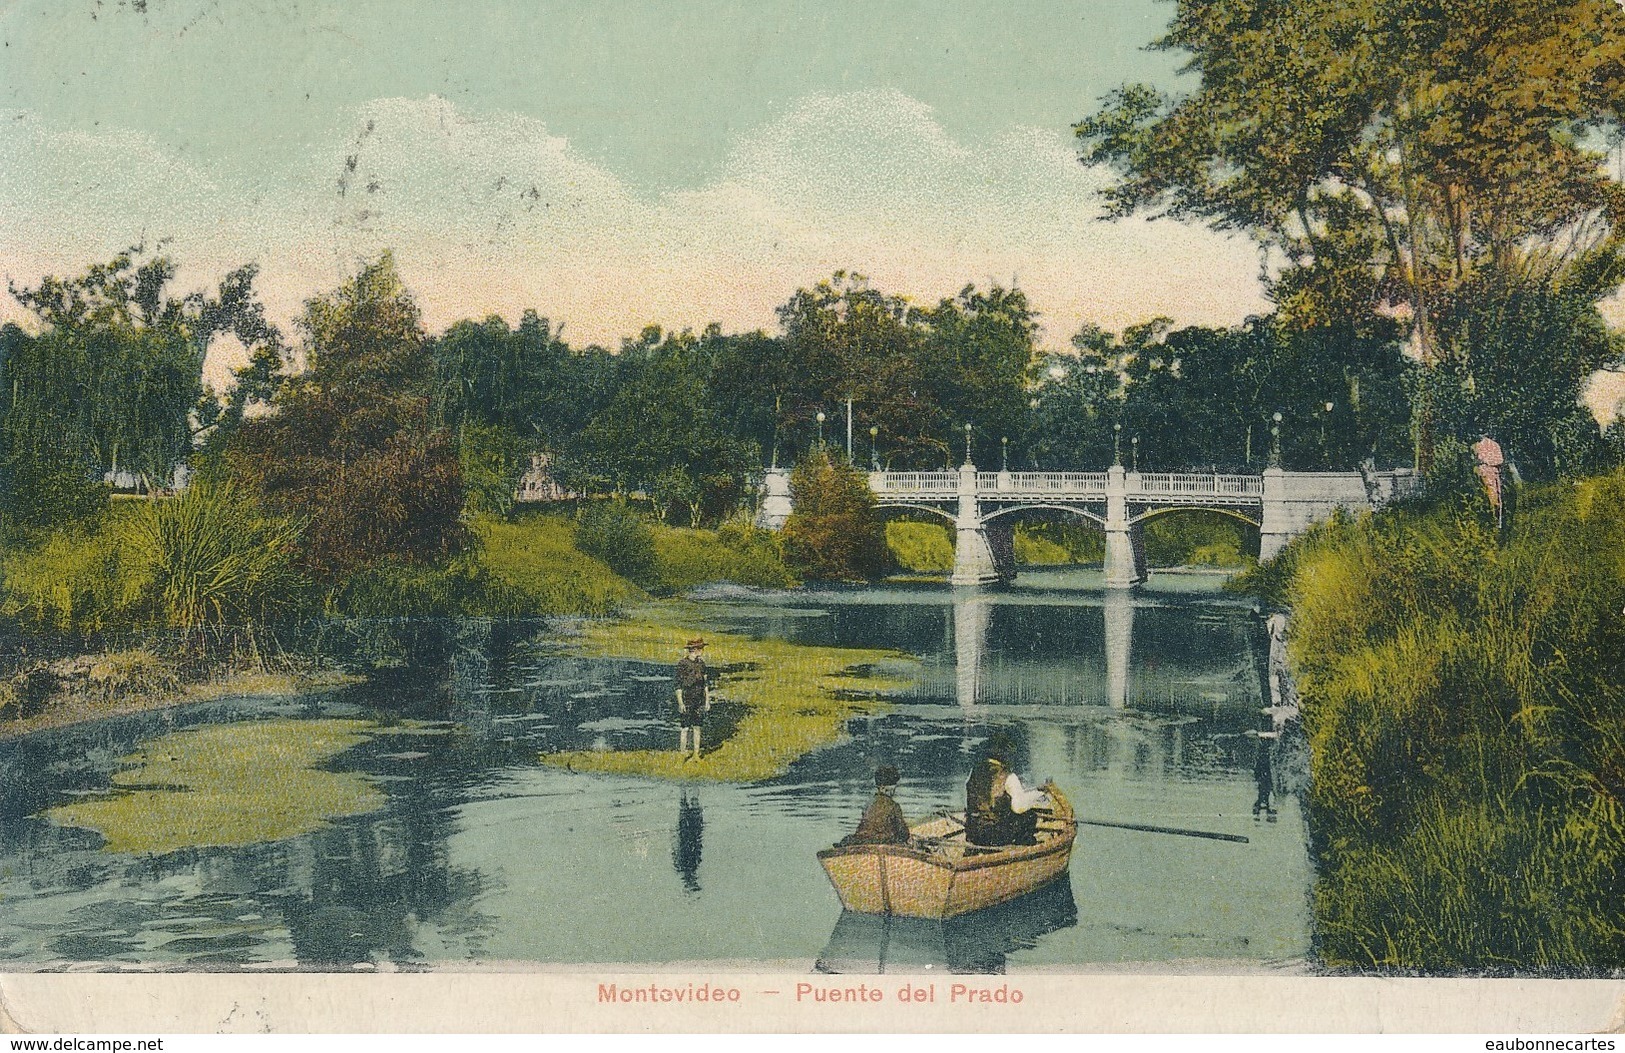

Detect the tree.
[
  {"left": 1078, "top": 0, "right": 1625, "bottom": 473},
  {"left": 430, "top": 311, "right": 581, "bottom": 515},
  {"left": 916, "top": 284, "right": 1041, "bottom": 465},
  {"left": 229, "top": 254, "right": 464, "bottom": 580},
  {"left": 779, "top": 448, "right": 889, "bottom": 581},
  {"left": 773, "top": 273, "right": 940, "bottom": 465},
  {"left": 1, "top": 248, "right": 283, "bottom": 531},
  {"left": 576, "top": 326, "right": 757, "bottom": 522}
]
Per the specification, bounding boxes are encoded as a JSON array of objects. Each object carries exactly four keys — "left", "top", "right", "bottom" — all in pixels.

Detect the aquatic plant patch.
[
  {"left": 42, "top": 718, "right": 393, "bottom": 854},
  {"left": 540, "top": 603, "right": 917, "bottom": 782}
]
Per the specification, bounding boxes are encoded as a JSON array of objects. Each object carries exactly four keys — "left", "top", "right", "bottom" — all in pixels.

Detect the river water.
[{"left": 0, "top": 570, "right": 1311, "bottom": 972}]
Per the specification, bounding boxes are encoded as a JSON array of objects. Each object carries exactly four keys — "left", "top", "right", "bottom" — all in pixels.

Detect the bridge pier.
[
  {"left": 1103, "top": 465, "right": 1146, "bottom": 589},
  {"left": 984, "top": 519, "right": 1018, "bottom": 582},
  {"left": 951, "top": 462, "right": 1002, "bottom": 586}
]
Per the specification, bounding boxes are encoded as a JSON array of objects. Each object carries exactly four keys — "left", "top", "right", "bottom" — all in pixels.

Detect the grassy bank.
[
  {"left": 0, "top": 505, "right": 794, "bottom": 738},
  {"left": 0, "top": 654, "right": 360, "bottom": 741},
  {"left": 540, "top": 602, "right": 916, "bottom": 782},
  {"left": 1243, "top": 470, "right": 1625, "bottom": 971}
]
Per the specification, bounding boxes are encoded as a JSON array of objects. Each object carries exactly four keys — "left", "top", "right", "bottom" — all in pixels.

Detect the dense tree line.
[{"left": 1077, "top": 0, "right": 1625, "bottom": 479}]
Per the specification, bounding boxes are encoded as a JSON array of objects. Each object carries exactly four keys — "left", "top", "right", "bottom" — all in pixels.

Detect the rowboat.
[{"left": 816, "top": 787, "right": 1076, "bottom": 920}]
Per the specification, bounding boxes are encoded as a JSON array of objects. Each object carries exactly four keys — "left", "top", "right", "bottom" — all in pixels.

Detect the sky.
[{"left": 0, "top": 0, "right": 1619, "bottom": 418}]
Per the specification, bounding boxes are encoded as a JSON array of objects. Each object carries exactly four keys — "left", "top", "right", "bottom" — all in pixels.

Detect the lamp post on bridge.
[
  {"left": 1113, "top": 422, "right": 1123, "bottom": 467},
  {"left": 964, "top": 423, "right": 974, "bottom": 466},
  {"left": 1131, "top": 435, "right": 1139, "bottom": 472},
  {"left": 869, "top": 426, "right": 880, "bottom": 471},
  {"left": 1001, "top": 436, "right": 1009, "bottom": 471},
  {"left": 845, "top": 396, "right": 854, "bottom": 462},
  {"left": 1320, "top": 400, "right": 1334, "bottom": 468},
  {"left": 1270, "top": 411, "right": 1283, "bottom": 468},
  {"left": 816, "top": 411, "right": 825, "bottom": 449},
  {"left": 1028, "top": 397, "right": 1041, "bottom": 469}
]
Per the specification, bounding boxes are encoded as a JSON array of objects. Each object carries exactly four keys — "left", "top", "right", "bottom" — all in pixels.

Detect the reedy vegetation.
[{"left": 1249, "top": 469, "right": 1625, "bottom": 970}]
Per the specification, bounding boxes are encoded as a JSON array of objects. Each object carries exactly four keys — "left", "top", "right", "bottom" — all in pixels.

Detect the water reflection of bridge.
[{"left": 926, "top": 591, "right": 1259, "bottom": 713}]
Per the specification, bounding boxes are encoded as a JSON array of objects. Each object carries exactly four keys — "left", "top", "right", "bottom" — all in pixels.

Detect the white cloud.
[{"left": 1, "top": 92, "right": 1272, "bottom": 386}]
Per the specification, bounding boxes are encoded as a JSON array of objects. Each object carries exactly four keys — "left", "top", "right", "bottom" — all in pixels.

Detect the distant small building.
[{"left": 515, "top": 452, "right": 574, "bottom": 503}]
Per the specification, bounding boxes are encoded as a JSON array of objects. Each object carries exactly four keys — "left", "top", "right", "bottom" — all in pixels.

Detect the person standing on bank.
[
  {"left": 845, "top": 765, "right": 910, "bottom": 845},
  {"left": 674, "top": 638, "right": 710, "bottom": 761},
  {"left": 965, "top": 735, "right": 1052, "bottom": 846}
]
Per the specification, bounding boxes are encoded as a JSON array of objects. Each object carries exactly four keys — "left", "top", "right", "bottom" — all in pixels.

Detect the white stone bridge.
[{"left": 759, "top": 461, "right": 1418, "bottom": 586}]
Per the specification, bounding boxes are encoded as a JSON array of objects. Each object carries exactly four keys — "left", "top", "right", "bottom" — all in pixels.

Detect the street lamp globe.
[{"left": 1325, "top": 401, "right": 1335, "bottom": 414}]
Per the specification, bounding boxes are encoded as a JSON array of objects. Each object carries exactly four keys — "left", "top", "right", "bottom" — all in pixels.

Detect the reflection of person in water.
[
  {"left": 673, "top": 790, "right": 703, "bottom": 893},
  {"left": 1251, "top": 724, "right": 1279, "bottom": 820},
  {"left": 965, "top": 735, "right": 1051, "bottom": 846},
  {"left": 845, "top": 766, "right": 910, "bottom": 846}
]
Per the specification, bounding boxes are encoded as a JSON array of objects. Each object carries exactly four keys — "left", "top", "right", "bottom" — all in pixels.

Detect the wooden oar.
[
  {"left": 932, "top": 808, "right": 1248, "bottom": 845},
  {"left": 1069, "top": 816, "right": 1250, "bottom": 844}
]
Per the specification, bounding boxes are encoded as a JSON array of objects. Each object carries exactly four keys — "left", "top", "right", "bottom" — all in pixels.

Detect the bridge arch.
[
  {"left": 981, "top": 503, "right": 1107, "bottom": 529},
  {"left": 873, "top": 502, "right": 956, "bottom": 524},
  {"left": 1128, "top": 505, "right": 1262, "bottom": 529}
]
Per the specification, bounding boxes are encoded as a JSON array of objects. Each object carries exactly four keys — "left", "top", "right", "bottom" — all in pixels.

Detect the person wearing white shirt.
[{"left": 964, "top": 736, "right": 1052, "bottom": 846}]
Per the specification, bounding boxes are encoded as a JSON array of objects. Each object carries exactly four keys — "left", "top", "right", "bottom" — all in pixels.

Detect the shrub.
[
  {"left": 329, "top": 556, "right": 492, "bottom": 620},
  {"left": 0, "top": 524, "right": 144, "bottom": 636},
  {"left": 574, "top": 500, "right": 659, "bottom": 587},
  {"left": 886, "top": 521, "right": 954, "bottom": 573},
  {"left": 478, "top": 517, "right": 645, "bottom": 616},
  {"left": 780, "top": 449, "right": 888, "bottom": 581},
  {"left": 650, "top": 524, "right": 795, "bottom": 590}
]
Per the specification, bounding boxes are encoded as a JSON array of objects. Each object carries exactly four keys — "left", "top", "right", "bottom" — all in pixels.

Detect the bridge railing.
[
  {"left": 1130, "top": 472, "right": 1262, "bottom": 497},
  {"left": 873, "top": 472, "right": 958, "bottom": 494},
  {"left": 985, "top": 471, "right": 1110, "bottom": 494}
]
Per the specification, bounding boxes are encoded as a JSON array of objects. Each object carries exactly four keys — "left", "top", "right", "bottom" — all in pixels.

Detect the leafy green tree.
[
  {"left": 916, "top": 284, "right": 1041, "bottom": 465},
  {"left": 229, "top": 253, "right": 465, "bottom": 580},
  {"left": 576, "top": 326, "right": 757, "bottom": 521},
  {"left": 772, "top": 273, "right": 940, "bottom": 465},
  {"left": 1, "top": 249, "right": 283, "bottom": 531},
  {"left": 780, "top": 448, "right": 888, "bottom": 581},
  {"left": 1077, "top": 0, "right": 1625, "bottom": 473}
]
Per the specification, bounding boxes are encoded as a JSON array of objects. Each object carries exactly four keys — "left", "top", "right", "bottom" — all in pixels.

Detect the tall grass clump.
[
  {"left": 1275, "top": 469, "right": 1625, "bottom": 972},
  {"left": 121, "top": 482, "right": 310, "bottom": 646}
]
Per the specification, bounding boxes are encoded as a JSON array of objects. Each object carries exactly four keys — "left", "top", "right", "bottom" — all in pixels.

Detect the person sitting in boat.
[
  {"left": 965, "top": 737, "right": 1052, "bottom": 847},
  {"left": 843, "top": 765, "right": 910, "bottom": 846}
]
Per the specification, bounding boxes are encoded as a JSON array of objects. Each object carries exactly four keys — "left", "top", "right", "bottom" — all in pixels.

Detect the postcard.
[{"left": 1, "top": 0, "right": 1623, "bottom": 1035}]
